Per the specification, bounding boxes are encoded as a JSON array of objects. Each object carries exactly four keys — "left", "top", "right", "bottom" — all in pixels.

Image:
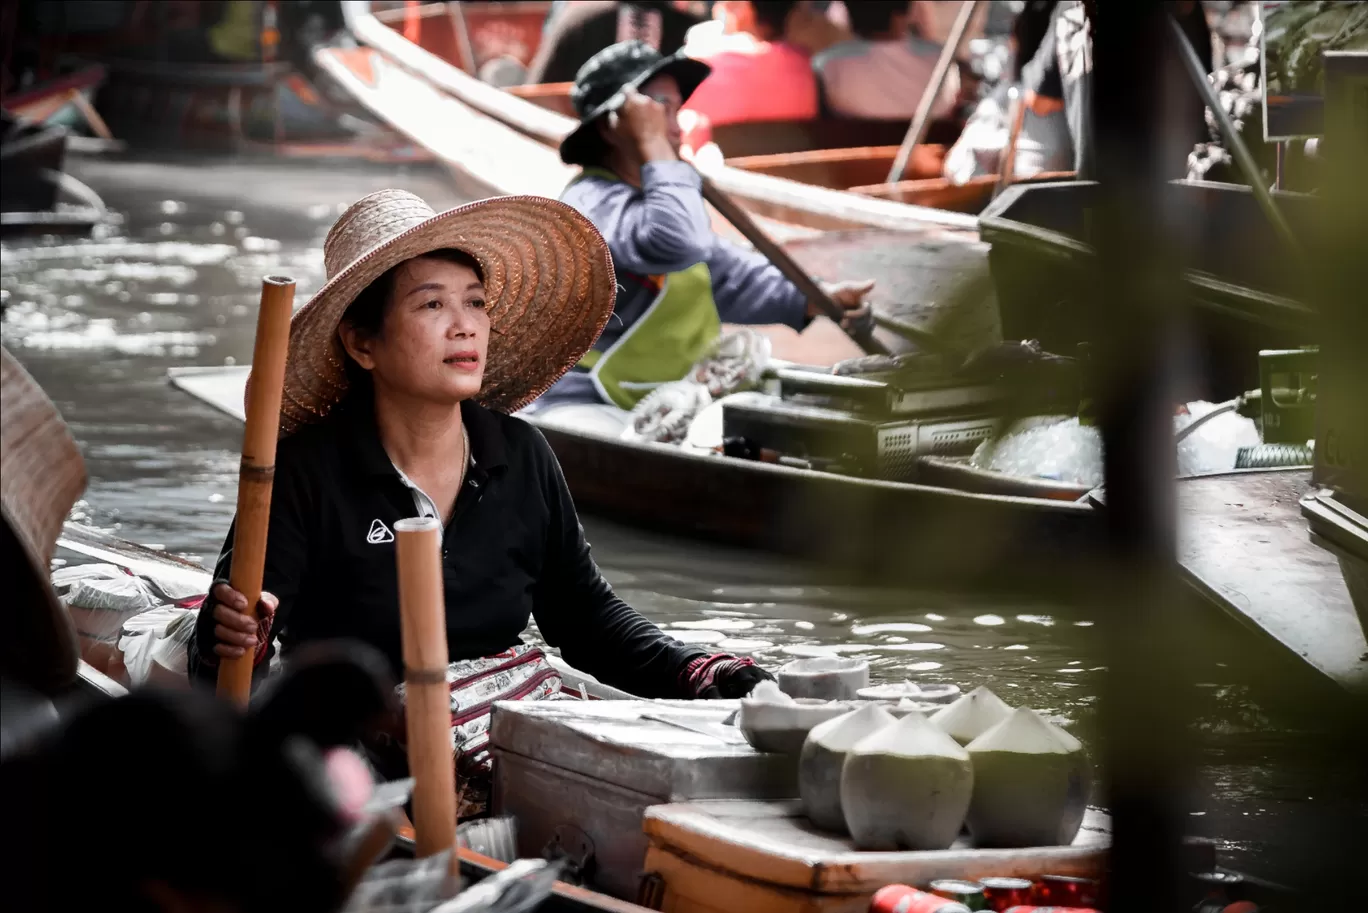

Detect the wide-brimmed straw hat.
[
  {"left": 274, "top": 191, "right": 616, "bottom": 435},
  {"left": 560, "top": 40, "right": 712, "bottom": 166},
  {"left": 1, "top": 347, "right": 85, "bottom": 693}
]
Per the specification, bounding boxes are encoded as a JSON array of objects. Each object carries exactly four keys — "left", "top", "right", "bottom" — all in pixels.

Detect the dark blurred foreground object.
[
  {"left": 0, "top": 639, "right": 400, "bottom": 913},
  {"left": 526, "top": 2, "right": 705, "bottom": 85}
]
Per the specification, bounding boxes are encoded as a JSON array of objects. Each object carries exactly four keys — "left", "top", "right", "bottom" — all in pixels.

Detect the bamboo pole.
[
  {"left": 394, "top": 516, "right": 458, "bottom": 869},
  {"left": 216, "top": 276, "right": 296, "bottom": 706},
  {"left": 886, "top": 0, "right": 979, "bottom": 184}
]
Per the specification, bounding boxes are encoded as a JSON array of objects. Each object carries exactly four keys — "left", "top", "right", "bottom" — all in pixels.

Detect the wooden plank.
[
  {"left": 642, "top": 799, "right": 1108, "bottom": 896},
  {"left": 1175, "top": 469, "right": 1368, "bottom": 697}
]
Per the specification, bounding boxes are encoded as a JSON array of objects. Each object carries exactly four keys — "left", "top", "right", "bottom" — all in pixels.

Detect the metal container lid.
[{"left": 489, "top": 699, "right": 798, "bottom": 800}]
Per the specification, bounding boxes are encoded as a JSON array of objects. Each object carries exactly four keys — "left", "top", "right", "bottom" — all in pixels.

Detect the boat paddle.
[
  {"left": 699, "top": 173, "right": 963, "bottom": 357},
  {"left": 394, "top": 516, "right": 460, "bottom": 875},
  {"left": 216, "top": 276, "right": 295, "bottom": 707},
  {"left": 886, "top": 0, "right": 980, "bottom": 184},
  {"left": 697, "top": 174, "right": 895, "bottom": 356}
]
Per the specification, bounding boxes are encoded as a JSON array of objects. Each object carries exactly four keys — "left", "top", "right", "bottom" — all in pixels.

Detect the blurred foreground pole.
[{"left": 1088, "top": 2, "right": 1194, "bottom": 910}]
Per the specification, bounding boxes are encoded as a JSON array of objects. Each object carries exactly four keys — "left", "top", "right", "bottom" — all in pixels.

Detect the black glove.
[{"left": 682, "top": 654, "right": 776, "bottom": 699}]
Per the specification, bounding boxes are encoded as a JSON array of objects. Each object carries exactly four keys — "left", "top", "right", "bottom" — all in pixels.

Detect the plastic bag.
[
  {"left": 342, "top": 853, "right": 560, "bottom": 913},
  {"left": 118, "top": 605, "right": 197, "bottom": 687}
]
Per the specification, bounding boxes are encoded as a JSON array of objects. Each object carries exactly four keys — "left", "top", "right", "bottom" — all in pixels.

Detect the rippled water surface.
[{"left": 3, "top": 154, "right": 1362, "bottom": 889}]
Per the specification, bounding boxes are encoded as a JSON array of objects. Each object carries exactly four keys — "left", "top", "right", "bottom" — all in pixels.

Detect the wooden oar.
[
  {"left": 993, "top": 86, "right": 1028, "bottom": 200},
  {"left": 886, "top": 0, "right": 981, "bottom": 184},
  {"left": 216, "top": 276, "right": 295, "bottom": 706},
  {"left": 698, "top": 174, "right": 891, "bottom": 356},
  {"left": 394, "top": 516, "right": 459, "bottom": 876}
]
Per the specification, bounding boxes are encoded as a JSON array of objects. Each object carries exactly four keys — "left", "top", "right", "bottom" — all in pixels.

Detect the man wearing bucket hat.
[
  {"left": 189, "top": 193, "right": 774, "bottom": 769},
  {"left": 528, "top": 39, "right": 875, "bottom": 426}
]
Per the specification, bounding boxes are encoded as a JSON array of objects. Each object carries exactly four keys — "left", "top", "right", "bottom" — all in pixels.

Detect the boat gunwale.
[{"left": 165, "top": 365, "right": 1093, "bottom": 518}]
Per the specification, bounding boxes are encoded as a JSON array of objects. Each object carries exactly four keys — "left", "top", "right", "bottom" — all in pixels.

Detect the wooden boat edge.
[{"left": 334, "top": 0, "right": 978, "bottom": 234}]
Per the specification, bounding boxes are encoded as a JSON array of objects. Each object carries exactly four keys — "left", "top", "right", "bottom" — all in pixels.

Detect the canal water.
[{"left": 2, "top": 153, "right": 1361, "bottom": 889}]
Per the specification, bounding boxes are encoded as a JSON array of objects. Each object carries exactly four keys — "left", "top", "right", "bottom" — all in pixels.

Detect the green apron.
[{"left": 570, "top": 168, "right": 721, "bottom": 410}]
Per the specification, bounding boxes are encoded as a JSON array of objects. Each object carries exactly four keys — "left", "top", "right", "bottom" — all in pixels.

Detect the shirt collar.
[{"left": 340, "top": 393, "right": 510, "bottom": 480}]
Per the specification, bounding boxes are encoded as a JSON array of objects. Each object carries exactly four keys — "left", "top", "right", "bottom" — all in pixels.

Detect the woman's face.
[{"left": 340, "top": 255, "right": 490, "bottom": 405}]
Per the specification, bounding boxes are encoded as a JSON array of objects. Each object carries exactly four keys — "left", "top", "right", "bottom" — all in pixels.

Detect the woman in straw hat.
[{"left": 188, "top": 192, "right": 774, "bottom": 808}]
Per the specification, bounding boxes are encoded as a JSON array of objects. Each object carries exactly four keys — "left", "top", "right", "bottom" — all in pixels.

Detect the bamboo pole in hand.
[
  {"left": 216, "top": 276, "right": 296, "bottom": 706},
  {"left": 886, "top": 0, "right": 980, "bottom": 184},
  {"left": 394, "top": 517, "right": 458, "bottom": 869}
]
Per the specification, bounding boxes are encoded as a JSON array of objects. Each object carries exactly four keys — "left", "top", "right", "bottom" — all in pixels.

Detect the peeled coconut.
[
  {"left": 930, "top": 685, "right": 1014, "bottom": 745},
  {"left": 964, "top": 707, "right": 1091, "bottom": 848},
  {"left": 798, "top": 704, "right": 896, "bottom": 833},
  {"left": 839, "top": 711, "right": 973, "bottom": 850}
]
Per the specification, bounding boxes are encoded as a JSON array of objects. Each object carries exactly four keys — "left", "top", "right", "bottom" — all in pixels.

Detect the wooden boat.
[
  {"left": 321, "top": 0, "right": 1002, "bottom": 233},
  {"left": 165, "top": 363, "right": 1103, "bottom": 597},
  {"left": 1085, "top": 468, "right": 1368, "bottom": 702},
  {"left": 2, "top": 64, "right": 106, "bottom": 124},
  {"left": 1177, "top": 470, "right": 1367, "bottom": 700},
  {"left": 345, "top": 1, "right": 1082, "bottom": 220},
  {"left": 48, "top": 526, "right": 1295, "bottom": 911},
  {"left": 980, "top": 179, "right": 1321, "bottom": 396},
  {"left": 0, "top": 112, "right": 104, "bottom": 238}
]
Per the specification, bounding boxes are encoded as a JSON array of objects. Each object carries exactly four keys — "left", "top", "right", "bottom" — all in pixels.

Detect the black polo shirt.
[{"left": 188, "top": 394, "right": 704, "bottom": 697}]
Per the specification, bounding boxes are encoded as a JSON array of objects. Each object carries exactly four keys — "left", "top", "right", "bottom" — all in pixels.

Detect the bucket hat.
[{"left": 560, "top": 39, "right": 711, "bottom": 166}]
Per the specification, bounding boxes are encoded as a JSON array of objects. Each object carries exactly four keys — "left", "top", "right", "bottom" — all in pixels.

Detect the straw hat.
[
  {"left": 1, "top": 347, "right": 85, "bottom": 693},
  {"left": 274, "top": 191, "right": 616, "bottom": 435}
]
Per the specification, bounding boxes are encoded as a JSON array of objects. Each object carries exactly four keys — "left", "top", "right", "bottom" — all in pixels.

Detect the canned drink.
[
  {"left": 870, "top": 884, "right": 973, "bottom": 913},
  {"left": 979, "top": 877, "right": 1033, "bottom": 911},
  {"left": 1033, "top": 874, "right": 1101, "bottom": 907},
  {"left": 930, "top": 879, "right": 988, "bottom": 911}
]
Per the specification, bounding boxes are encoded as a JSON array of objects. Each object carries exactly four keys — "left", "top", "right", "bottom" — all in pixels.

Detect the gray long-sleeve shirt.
[{"left": 531, "top": 160, "right": 809, "bottom": 409}]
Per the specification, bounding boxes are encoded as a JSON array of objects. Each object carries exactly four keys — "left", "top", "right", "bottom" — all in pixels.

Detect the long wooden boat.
[
  {"left": 46, "top": 524, "right": 1300, "bottom": 910},
  {"left": 980, "top": 178, "right": 1321, "bottom": 396},
  {"left": 1175, "top": 469, "right": 1367, "bottom": 700},
  {"left": 347, "top": 1, "right": 1083, "bottom": 220},
  {"left": 322, "top": 0, "right": 994, "bottom": 233},
  {"left": 165, "top": 362, "right": 1102, "bottom": 597}
]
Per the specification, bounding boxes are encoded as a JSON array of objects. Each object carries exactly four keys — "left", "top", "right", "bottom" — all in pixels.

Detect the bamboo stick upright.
[
  {"left": 394, "top": 517, "right": 459, "bottom": 865},
  {"left": 217, "top": 276, "right": 296, "bottom": 706}
]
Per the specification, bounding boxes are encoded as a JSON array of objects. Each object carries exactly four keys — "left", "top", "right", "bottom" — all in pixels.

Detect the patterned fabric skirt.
[{"left": 367, "top": 645, "right": 564, "bottom": 819}]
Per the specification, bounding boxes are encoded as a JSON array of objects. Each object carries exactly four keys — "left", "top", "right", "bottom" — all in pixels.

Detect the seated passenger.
[
  {"left": 941, "top": 0, "right": 1072, "bottom": 184},
  {"left": 680, "top": 1, "right": 820, "bottom": 126},
  {"left": 811, "top": 0, "right": 960, "bottom": 121},
  {"left": 530, "top": 40, "right": 874, "bottom": 426}
]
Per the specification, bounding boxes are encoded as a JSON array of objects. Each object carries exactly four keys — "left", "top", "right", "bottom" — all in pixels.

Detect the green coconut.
[
  {"left": 839, "top": 710, "right": 973, "bottom": 850},
  {"left": 964, "top": 707, "right": 1091, "bottom": 848},
  {"left": 929, "top": 685, "right": 1013, "bottom": 746},
  {"left": 798, "top": 703, "right": 896, "bottom": 833}
]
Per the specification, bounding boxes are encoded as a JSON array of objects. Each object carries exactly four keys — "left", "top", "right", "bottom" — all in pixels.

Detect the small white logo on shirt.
[{"left": 367, "top": 519, "right": 395, "bottom": 544}]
